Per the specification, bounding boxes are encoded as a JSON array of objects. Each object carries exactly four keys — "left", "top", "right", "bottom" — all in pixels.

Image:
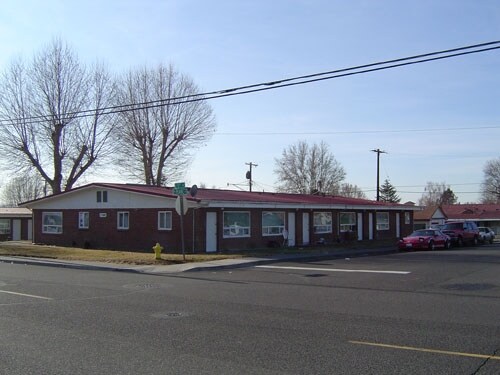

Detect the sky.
[{"left": 0, "top": 0, "right": 499, "bottom": 204}]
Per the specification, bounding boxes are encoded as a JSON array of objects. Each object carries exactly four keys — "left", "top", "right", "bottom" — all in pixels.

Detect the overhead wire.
[{"left": 0, "top": 40, "right": 499, "bottom": 127}]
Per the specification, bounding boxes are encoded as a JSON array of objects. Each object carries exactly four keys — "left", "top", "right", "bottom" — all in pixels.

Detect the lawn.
[{"left": 0, "top": 241, "right": 242, "bottom": 265}]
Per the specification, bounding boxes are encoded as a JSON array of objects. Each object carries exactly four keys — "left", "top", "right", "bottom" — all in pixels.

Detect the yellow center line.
[{"left": 349, "top": 340, "right": 500, "bottom": 361}]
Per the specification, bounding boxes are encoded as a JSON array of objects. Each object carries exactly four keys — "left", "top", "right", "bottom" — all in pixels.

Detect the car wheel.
[
  {"left": 457, "top": 237, "right": 463, "bottom": 247},
  {"left": 428, "top": 241, "right": 435, "bottom": 250},
  {"left": 445, "top": 240, "right": 451, "bottom": 250},
  {"left": 473, "top": 236, "right": 479, "bottom": 246}
]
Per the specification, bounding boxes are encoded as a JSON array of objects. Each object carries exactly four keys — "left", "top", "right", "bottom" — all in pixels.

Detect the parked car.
[
  {"left": 478, "top": 227, "right": 495, "bottom": 244},
  {"left": 431, "top": 224, "right": 446, "bottom": 231},
  {"left": 441, "top": 221, "right": 480, "bottom": 247},
  {"left": 398, "top": 229, "right": 451, "bottom": 251}
]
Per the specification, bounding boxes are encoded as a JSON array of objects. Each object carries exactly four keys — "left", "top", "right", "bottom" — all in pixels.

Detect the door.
[
  {"left": 302, "top": 212, "right": 310, "bottom": 245},
  {"left": 287, "top": 212, "right": 296, "bottom": 246},
  {"left": 12, "top": 219, "right": 21, "bottom": 241},
  {"left": 368, "top": 213, "right": 374, "bottom": 240},
  {"left": 357, "top": 213, "right": 363, "bottom": 241},
  {"left": 396, "top": 213, "right": 401, "bottom": 238},
  {"left": 205, "top": 212, "right": 217, "bottom": 253},
  {"left": 27, "top": 219, "right": 33, "bottom": 241}
]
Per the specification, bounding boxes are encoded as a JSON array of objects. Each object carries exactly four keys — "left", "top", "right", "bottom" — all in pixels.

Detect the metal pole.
[{"left": 179, "top": 197, "right": 186, "bottom": 261}]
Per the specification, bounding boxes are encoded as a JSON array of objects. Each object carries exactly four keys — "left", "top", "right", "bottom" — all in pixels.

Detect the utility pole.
[
  {"left": 371, "top": 149, "right": 387, "bottom": 201},
  {"left": 245, "top": 162, "right": 258, "bottom": 192}
]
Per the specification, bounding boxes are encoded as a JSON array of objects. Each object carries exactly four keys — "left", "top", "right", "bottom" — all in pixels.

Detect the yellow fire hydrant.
[{"left": 153, "top": 242, "right": 163, "bottom": 260}]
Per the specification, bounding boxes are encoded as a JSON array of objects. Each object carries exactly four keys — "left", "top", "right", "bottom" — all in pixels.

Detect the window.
[
  {"left": 262, "top": 212, "right": 285, "bottom": 236},
  {"left": 376, "top": 212, "right": 389, "bottom": 231},
  {"left": 78, "top": 212, "right": 89, "bottom": 229},
  {"left": 0, "top": 219, "right": 10, "bottom": 234},
  {"left": 43, "top": 212, "right": 63, "bottom": 234},
  {"left": 158, "top": 211, "right": 172, "bottom": 230},
  {"left": 339, "top": 212, "right": 356, "bottom": 232},
  {"left": 223, "top": 211, "right": 250, "bottom": 238},
  {"left": 117, "top": 211, "right": 129, "bottom": 230},
  {"left": 97, "top": 190, "right": 108, "bottom": 203},
  {"left": 314, "top": 212, "right": 332, "bottom": 233},
  {"left": 405, "top": 212, "right": 411, "bottom": 225}
]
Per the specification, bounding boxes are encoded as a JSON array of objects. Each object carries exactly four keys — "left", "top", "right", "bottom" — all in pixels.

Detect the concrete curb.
[{"left": 0, "top": 246, "right": 398, "bottom": 274}]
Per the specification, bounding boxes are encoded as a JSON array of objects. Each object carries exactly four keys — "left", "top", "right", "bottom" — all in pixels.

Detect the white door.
[
  {"left": 205, "top": 212, "right": 217, "bottom": 253},
  {"left": 287, "top": 212, "right": 296, "bottom": 246},
  {"left": 368, "top": 213, "right": 374, "bottom": 240},
  {"left": 302, "top": 212, "right": 310, "bottom": 245},
  {"left": 357, "top": 213, "right": 363, "bottom": 241},
  {"left": 396, "top": 213, "right": 401, "bottom": 238},
  {"left": 12, "top": 219, "right": 21, "bottom": 241},
  {"left": 27, "top": 219, "right": 33, "bottom": 241}
]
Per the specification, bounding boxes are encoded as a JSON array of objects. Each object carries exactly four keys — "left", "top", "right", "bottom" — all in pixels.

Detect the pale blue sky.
[{"left": 1, "top": 0, "right": 499, "bottom": 203}]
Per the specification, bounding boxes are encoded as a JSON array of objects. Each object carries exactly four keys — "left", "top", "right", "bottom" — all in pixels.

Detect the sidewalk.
[{"left": 0, "top": 246, "right": 397, "bottom": 275}]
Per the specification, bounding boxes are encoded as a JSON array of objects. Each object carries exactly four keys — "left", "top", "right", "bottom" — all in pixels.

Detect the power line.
[
  {"left": 215, "top": 125, "right": 500, "bottom": 136},
  {"left": 1, "top": 40, "right": 499, "bottom": 127}
]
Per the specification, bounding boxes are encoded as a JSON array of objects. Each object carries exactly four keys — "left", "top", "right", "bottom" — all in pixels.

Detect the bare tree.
[
  {"left": 274, "top": 140, "right": 345, "bottom": 194},
  {"left": 337, "top": 183, "right": 367, "bottom": 199},
  {"left": 114, "top": 64, "right": 216, "bottom": 186},
  {"left": 1, "top": 173, "right": 45, "bottom": 206},
  {"left": 481, "top": 158, "right": 500, "bottom": 203},
  {"left": 0, "top": 39, "right": 117, "bottom": 194},
  {"left": 418, "top": 181, "right": 452, "bottom": 206}
]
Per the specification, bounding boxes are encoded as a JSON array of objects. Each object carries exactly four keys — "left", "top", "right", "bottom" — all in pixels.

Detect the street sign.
[{"left": 173, "top": 182, "right": 187, "bottom": 196}]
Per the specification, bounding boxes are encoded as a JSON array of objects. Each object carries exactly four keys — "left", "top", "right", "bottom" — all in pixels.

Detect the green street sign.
[{"left": 173, "top": 182, "right": 187, "bottom": 195}]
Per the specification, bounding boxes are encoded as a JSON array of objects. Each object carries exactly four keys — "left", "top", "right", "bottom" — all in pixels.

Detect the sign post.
[{"left": 173, "top": 182, "right": 188, "bottom": 261}]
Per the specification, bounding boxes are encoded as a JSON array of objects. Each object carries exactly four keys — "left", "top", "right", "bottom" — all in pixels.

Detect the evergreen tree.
[
  {"left": 441, "top": 188, "right": 458, "bottom": 205},
  {"left": 379, "top": 179, "right": 401, "bottom": 203}
]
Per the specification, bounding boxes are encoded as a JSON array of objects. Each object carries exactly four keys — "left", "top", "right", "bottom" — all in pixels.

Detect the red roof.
[
  {"left": 413, "top": 206, "right": 445, "bottom": 221},
  {"left": 96, "top": 183, "right": 412, "bottom": 208},
  {"left": 21, "top": 182, "right": 418, "bottom": 209},
  {"left": 442, "top": 204, "right": 500, "bottom": 220}
]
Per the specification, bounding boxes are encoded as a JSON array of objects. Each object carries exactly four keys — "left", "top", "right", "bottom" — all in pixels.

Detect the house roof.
[
  {"left": 442, "top": 204, "right": 500, "bottom": 221},
  {"left": 93, "top": 183, "right": 419, "bottom": 209},
  {"left": 413, "top": 206, "right": 447, "bottom": 221},
  {"left": 0, "top": 207, "right": 32, "bottom": 218},
  {"left": 21, "top": 183, "right": 419, "bottom": 210}
]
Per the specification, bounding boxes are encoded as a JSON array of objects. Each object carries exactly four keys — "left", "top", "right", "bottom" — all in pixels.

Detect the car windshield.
[
  {"left": 443, "top": 223, "right": 463, "bottom": 230},
  {"left": 411, "top": 230, "right": 434, "bottom": 236}
]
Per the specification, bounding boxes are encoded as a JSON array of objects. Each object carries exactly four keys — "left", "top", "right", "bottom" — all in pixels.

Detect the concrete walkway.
[{"left": 0, "top": 246, "right": 397, "bottom": 275}]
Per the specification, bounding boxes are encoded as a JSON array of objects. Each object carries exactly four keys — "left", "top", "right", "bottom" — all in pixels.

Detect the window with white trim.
[
  {"left": 313, "top": 212, "right": 332, "bottom": 233},
  {"left": 78, "top": 212, "right": 89, "bottom": 229},
  {"left": 339, "top": 212, "right": 356, "bottom": 232},
  {"left": 43, "top": 212, "right": 63, "bottom": 234},
  {"left": 262, "top": 211, "right": 285, "bottom": 236},
  {"left": 158, "top": 211, "right": 172, "bottom": 230},
  {"left": 223, "top": 211, "right": 250, "bottom": 238},
  {"left": 97, "top": 190, "right": 108, "bottom": 203},
  {"left": 0, "top": 219, "right": 10, "bottom": 234},
  {"left": 376, "top": 212, "right": 389, "bottom": 231},
  {"left": 117, "top": 211, "right": 129, "bottom": 230}
]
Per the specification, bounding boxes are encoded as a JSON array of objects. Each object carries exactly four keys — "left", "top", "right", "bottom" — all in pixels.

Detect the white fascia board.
[{"left": 200, "top": 201, "right": 418, "bottom": 211}]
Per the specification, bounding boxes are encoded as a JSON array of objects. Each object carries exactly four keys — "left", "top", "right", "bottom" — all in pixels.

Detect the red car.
[{"left": 398, "top": 229, "right": 451, "bottom": 251}]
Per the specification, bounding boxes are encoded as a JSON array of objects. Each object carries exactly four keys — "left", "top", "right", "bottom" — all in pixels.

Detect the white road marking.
[
  {"left": 0, "top": 289, "right": 53, "bottom": 300},
  {"left": 255, "top": 265, "right": 410, "bottom": 275}
]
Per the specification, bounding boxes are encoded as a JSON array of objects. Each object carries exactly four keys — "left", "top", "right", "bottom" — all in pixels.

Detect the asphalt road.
[{"left": 1, "top": 245, "right": 499, "bottom": 374}]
